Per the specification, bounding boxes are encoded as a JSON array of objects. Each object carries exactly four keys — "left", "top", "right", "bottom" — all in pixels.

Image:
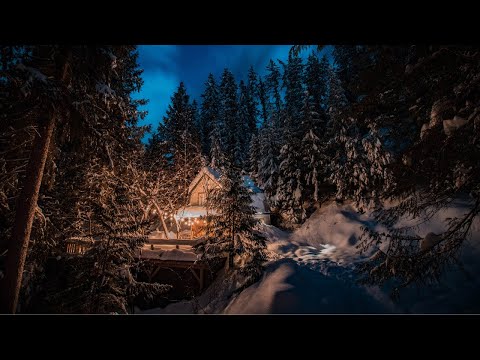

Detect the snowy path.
[
  {"left": 223, "top": 223, "right": 395, "bottom": 314},
  {"left": 142, "top": 200, "right": 480, "bottom": 314}
]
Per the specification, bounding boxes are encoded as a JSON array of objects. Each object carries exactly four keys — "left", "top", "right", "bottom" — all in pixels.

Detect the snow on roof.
[
  {"left": 206, "top": 166, "right": 221, "bottom": 180},
  {"left": 158, "top": 248, "right": 198, "bottom": 262},
  {"left": 139, "top": 247, "right": 198, "bottom": 262},
  {"left": 188, "top": 166, "right": 222, "bottom": 193}
]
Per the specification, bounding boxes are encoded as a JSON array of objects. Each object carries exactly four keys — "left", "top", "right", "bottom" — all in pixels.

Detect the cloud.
[
  {"left": 135, "top": 45, "right": 333, "bottom": 143},
  {"left": 138, "top": 45, "right": 179, "bottom": 73}
]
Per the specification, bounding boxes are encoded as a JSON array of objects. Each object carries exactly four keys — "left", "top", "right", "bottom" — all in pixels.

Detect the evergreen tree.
[
  {"left": 257, "top": 60, "right": 284, "bottom": 203},
  {"left": 238, "top": 80, "right": 253, "bottom": 166},
  {"left": 246, "top": 66, "right": 259, "bottom": 135},
  {"left": 356, "top": 46, "right": 480, "bottom": 296},
  {"left": 275, "top": 52, "right": 305, "bottom": 224},
  {"left": 326, "top": 64, "right": 349, "bottom": 136},
  {"left": 199, "top": 73, "right": 219, "bottom": 158},
  {"left": 300, "top": 90, "right": 326, "bottom": 203},
  {"left": 257, "top": 78, "right": 269, "bottom": 127},
  {"left": 191, "top": 99, "right": 200, "bottom": 134},
  {"left": 332, "top": 45, "right": 362, "bottom": 102},
  {"left": 265, "top": 59, "right": 282, "bottom": 118},
  {"left": 281, "top": 51, "right": 304, "bottom": 127},
  {"left": 305, "top": 52, "right": 328, "bottom": 130},
  {"left": 219, "top": 69, "right": 241, "bottom": 167},
  {"left": 256, "top": 121, "right": 281, "bottom": 200},
  {"left": 210, "top": 118, "right": 225, "bottom": 170},
  {"left": 157, "top": 82, "right": 202, "bottom": 204},
  {"left": 195, "top": 156, "right": 267, "bottom": 282},
  {"left": 0, "top": 45, "right": 167, "bottom": 313}
]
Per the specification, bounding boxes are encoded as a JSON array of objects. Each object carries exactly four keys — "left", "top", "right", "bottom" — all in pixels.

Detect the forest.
[{"left": 1, "top": 45, "right": 479, "bottom": 314}]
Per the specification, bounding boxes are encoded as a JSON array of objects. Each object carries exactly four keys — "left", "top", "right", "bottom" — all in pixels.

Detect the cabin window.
[{"left": 198, "top": 192, "right": 206, "bottom": 206}]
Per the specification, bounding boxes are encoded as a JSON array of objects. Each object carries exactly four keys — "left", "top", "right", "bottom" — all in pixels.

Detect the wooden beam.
[
  {"left": 150, "top": 265, "right": 162, "bottom": 281},
  {"left": 190, "top": 268, "right": 200, "bottom": 283},
  {"left": 148, "top": 238, "right": 204, "bottom": 246},
  {"left": 199, "top": 268, "right": 204, "bottom": 290},
  {"left": 141, "top": 258, "right": 209, "bottom": 270}
]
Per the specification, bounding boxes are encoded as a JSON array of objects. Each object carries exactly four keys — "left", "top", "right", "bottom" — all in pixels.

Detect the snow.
[
  {"left": 224, "top": 259, "right": 389, "bottom": 314},
  {"left": 158, "top": 249, "right": 198, "bottom": 262},
  {"left": 96, "top": 83, "right": 115, "bottom": 96},
  {"left": 176, "top": 206, "right": 211, "bottom": 218},
  {"left": 142, "top": 198, "right": 480, "bottom": 314},
  {"left": 251, "top": 192, "right": 268, "bottom": 214},
  {"left": 148, "top": 230, "right": 176, "bottom": 239},
  {"left": 443, "top": 116, "right": 468, "bottom": 136},
  {"left": 420, "top": 232, "right": 442, "bottom": 251},
  {"left": 206, "top": 166, "right": 221, "bottom": 180},
  {"left": 139, "top": 246, "right": 198, "bottom": 262}
]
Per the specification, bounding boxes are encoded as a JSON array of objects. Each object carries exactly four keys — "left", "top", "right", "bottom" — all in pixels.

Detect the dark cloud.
[{"left": 134, "top": 45, "right": 330, "bottom": 141}]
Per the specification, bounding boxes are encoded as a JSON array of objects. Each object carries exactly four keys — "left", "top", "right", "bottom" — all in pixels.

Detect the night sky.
[{"left": 134, "top": 45, "right": 331, "bottom": 140}]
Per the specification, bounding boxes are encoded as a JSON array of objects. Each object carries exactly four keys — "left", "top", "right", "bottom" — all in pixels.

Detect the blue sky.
[{"left": 133, "top": 45, "right": 331, "bottom": 140}]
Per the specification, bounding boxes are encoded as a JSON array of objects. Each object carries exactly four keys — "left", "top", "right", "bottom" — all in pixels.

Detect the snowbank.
[
  {"left": 139, "top": 247, "right": 198, "bottom": 262},
  {"left": 142, "top": 198, "right": 480, "bottom": 314},
  {"left": 225, "top": 259, "right": 389, "bottom": 314}
]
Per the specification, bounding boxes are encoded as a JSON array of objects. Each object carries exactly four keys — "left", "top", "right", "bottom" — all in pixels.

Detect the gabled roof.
[
  {"left": 188, "top": 167, "right": 266, "bottom": 196},
  {"left": 188, "top": 166, "right": 222, "bottom": 193}
]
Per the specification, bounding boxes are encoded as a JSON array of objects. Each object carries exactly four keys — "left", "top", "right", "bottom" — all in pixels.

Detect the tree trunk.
[
  {"left": 0, "top": 116, "right": 55, "bottom": 313},
  {"left": 152, "top": 201, "right": 169, "bottom": 239},
  {"left": 0, "top": 46, "right": 71, "bottom": 314}
]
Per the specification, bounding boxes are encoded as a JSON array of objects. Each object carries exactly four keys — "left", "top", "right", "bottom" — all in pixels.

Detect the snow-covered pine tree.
[
  {"left": 0, "top": 45, "right": 170, "bottom": 313},
  {"left": 265, "top": 59, "right": 283, "bottom": 121},
  {"left": 254, "top": 60, "right": 283, "bottom": 204},
  {"left": 304, "top": 52, "right": 328, "bottom": 130},
  {"left": 281, "top": 51, "right": 304, "bottom": 126},
  {"left": 219, "top": 68, "right": 242, "bottom": 167},
  {"left": 256, "top": 123, "right": 281, "bottom": 200},
  {"left": 238, "top": 80, "right": 253, "bottom": 167},
  {"left": 192, "top": 99, "right": 200, "bottom": 136},
  {"left": 248, "top": 133, "right": 260, "bottom": 177},
  {"left": 195, "top": 154, "right": 267, "bottom": 283},
  {"left": 332, "top": 45, "right": 363, "bottom": 103},
  {"left": 210, "top": 119, "right": 226, "bottom": 171},
  {"left": 246, "top": 66, "right": 259, "bottom": 135},
  {"left": 300, "top": 90, "right": 327, "bottom": 204},
  {"left": 356, "top": 46, "right": 480, "bottom": 297},
  {"left": 275, "top": 52, "right": 306, "bottom": 225},
  {"left": 156, "top": 82, "right": 202, "bottom": 205},
  {"left": 257, "top": 78, "right": 269, "bottom": 127},
  {"left": 48, "top": 149, "right": 171, "bottom": 314},
  {"left": 199, "top": 73, "right": 219, "bottom": 158}
]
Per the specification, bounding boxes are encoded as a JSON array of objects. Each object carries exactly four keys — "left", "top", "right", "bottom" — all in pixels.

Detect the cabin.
[{"left": 176, "top": 166, "right": 271, "bottom": 226}]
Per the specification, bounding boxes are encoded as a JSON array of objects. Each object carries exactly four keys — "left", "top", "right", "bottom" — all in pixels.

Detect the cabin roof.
[{"left": 188, "top": 166, "right": 222, "bottom": 193}]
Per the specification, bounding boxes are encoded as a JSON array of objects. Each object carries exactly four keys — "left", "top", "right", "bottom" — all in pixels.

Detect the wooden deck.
[{"left": 64, "top": 236, "right": 212, "bottom": 291}]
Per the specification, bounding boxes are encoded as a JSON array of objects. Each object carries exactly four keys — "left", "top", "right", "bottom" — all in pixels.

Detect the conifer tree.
[
  {"left": 219, "top": 69, "right": 241, "bottom": 167},
  {"left": 199, "top": 73, "right": 219, "bottom": 158},
  {"left": 156, "top": 82, "right": 202, "bottom": 204},
  {"left": 246, "top": 66, "right": 259, "bottom": 135},
  {"left": 196, "top": 154, "right": 267, "bottom": 283}
]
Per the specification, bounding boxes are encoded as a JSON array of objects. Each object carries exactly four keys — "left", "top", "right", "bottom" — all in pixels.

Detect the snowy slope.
[
  {"left": 224, "top": 259, "right": 390, "bottom": 314},
  {"left": 142, "top": 198, "right": 480, "bottom": 314}
]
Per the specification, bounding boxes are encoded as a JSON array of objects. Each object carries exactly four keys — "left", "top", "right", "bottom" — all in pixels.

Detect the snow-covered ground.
[{"left": 141, "top": 199, "right": 480, "bottom": 314}]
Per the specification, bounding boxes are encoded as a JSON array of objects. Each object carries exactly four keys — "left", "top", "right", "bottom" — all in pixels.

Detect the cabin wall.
[{"left": 189, "top": 175, "right": 220, "bottom": 206}]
